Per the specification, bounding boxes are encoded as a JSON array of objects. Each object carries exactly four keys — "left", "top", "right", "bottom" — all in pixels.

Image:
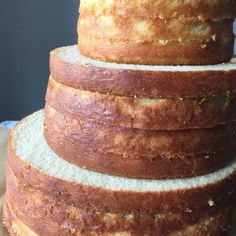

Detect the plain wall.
[
  {"left": 0, "top": 2, "right": 235, "bottom": 121},
  {"left": 0, "top": 0, "right": 79, "bottom": 121}
]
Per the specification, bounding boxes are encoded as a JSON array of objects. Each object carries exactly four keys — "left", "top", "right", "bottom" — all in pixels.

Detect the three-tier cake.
[{"left": 3, "top": 0, "right": 236, "bottom": 235}]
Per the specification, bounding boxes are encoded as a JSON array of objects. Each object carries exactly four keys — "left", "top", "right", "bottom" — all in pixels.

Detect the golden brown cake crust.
[
  {"left": 78, "top": 35, "right": 234, "bottom": 65},
  {"left": 80, "top": 0, "right": 236, "bottom": 20},
  {"left": 3, "top": 202, "right": 231, "bottom": 236},
  {"left": 44, "top": 106, "right": 236, "bottom": 179},
  {"left": 78, "top": 15, "right": 234, "bottom": 41},
  {"left": 50, "top": 48, "right": 236, "bottom": 98},
  {"left": 46, "top": 78, "right": 236, "bottom": 130},
  {"left": 78, "top": 11, "right": 234, "bottom": 65},
  {"left": 3, "top": 169, "right": 232, "bottom": 236},
  {"left": 44, "top": 106, "right": 236, "bottom": 157},
  {"left": 44, "top": 128, "right": 235, "bottom": 179},
  {"left": 7, "top": 134, "right": 236, "bottom": 214}
]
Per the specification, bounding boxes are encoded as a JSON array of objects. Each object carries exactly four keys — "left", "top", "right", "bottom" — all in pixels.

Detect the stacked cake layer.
[
  {"left": 43, "top": 46, "right": 236, "bottom": 180},
  {"left": 4, "top": 111, "right": 236, "bottom": 235},
  {"left": 79, "top": 0, "right": 236, "bottom": 20},
  {"left": 3, "top": 0, "right": 236, "bottom": 235},
  {"left": 78, "top": 0, "right": 236, "bottom": 65}
]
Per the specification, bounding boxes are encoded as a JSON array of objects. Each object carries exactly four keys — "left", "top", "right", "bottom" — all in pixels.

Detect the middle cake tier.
[
  {"left": 46, "top": 46, "right": 236, "bottom": 179},
  {"left": 44, "top": 105, "right": 236, "bottom": 179},
  {"left": 46, "top": 77, "right": 236, "bottom": 130}
]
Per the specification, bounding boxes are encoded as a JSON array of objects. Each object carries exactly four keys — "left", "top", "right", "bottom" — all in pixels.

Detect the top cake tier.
[{"left": 78, "top": 0, "right": 236, "bottom": 65}]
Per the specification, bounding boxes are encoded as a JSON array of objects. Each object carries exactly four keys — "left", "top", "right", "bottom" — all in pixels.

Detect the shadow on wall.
[{"left": 0, "top": 0, "right": 79, "bottom": 121}]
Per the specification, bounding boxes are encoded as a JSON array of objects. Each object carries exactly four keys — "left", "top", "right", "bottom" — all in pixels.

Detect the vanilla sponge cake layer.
[
  {"left": 46, "top": 77, "right": 236, "bottom": 130},
  {"left": 55, "top": 46, "right": 236, "bottom": 72},
  {"left": 3, "top": 204, "right": 231, "bottom": 236},
  {"left": 45, "top": 106, "right": 236, "bottom": 157},
  {"left": 79, "top": 0, "right": 235, "bottom": 65},
  {"left": 50, "top": 46, "right": 236, "bottom": 98},
  {"left": 6, "top": 110, "right": 236, "bottom": 213},
  {"left": 44, "top": 105, "right": 236, "bottom": 179},
  {"left": 78, "top": 15, "right": 234, "bottom": 41},
  {"left": 80, "top": 0, "right": 236, "bottom": 20},
  {"left": 78, "top": 34, "right": 234, "bottom": 65},
  {"left": 3, "top": 169, "right": 233, "bottom": 236},
  {"left": 45, "top": 122, "right": 236, "bottom": 180}
]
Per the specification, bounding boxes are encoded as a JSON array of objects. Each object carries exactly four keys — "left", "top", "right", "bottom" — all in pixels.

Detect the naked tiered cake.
[{"left": 3, "top": 0, "right": 236, "bottom": 235}]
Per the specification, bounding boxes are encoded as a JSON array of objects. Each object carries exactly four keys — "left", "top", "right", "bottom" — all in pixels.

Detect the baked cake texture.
[
  {"left": 3, "top": 0, "right": 236, "bottom": 235},
  {"left": 4, "top": 111, "right": 236, "bottom": 235}
]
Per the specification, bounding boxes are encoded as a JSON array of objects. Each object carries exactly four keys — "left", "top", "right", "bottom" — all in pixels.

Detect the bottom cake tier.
[{"left": 3, "top": 110, "right": 236, "bottom": 236}]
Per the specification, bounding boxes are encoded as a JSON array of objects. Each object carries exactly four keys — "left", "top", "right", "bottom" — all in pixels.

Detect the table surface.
[{"left": 0, "top": 124, "right": 235, "bottom": 235}]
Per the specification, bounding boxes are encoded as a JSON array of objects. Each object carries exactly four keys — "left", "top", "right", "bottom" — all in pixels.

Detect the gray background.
[
  {"left": 0, "top": 1, "right": 235, "bottom": 121},
  {"left": 0, "top": 0, "right": 79, "bottom": 121}
]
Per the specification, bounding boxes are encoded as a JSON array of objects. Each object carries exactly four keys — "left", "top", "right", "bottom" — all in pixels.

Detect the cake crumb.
[
  {"left": 208, "top": 199, "right": 215, "bottom": 207},
  {"left": 212, "top": 34, "right": 216, "bottom": 41},
  {"left": 159, "top": 40, "right": 168, "bottom": 45},
  {"left": 185, "top": 208, "right": 192, "bottom": 213}
]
